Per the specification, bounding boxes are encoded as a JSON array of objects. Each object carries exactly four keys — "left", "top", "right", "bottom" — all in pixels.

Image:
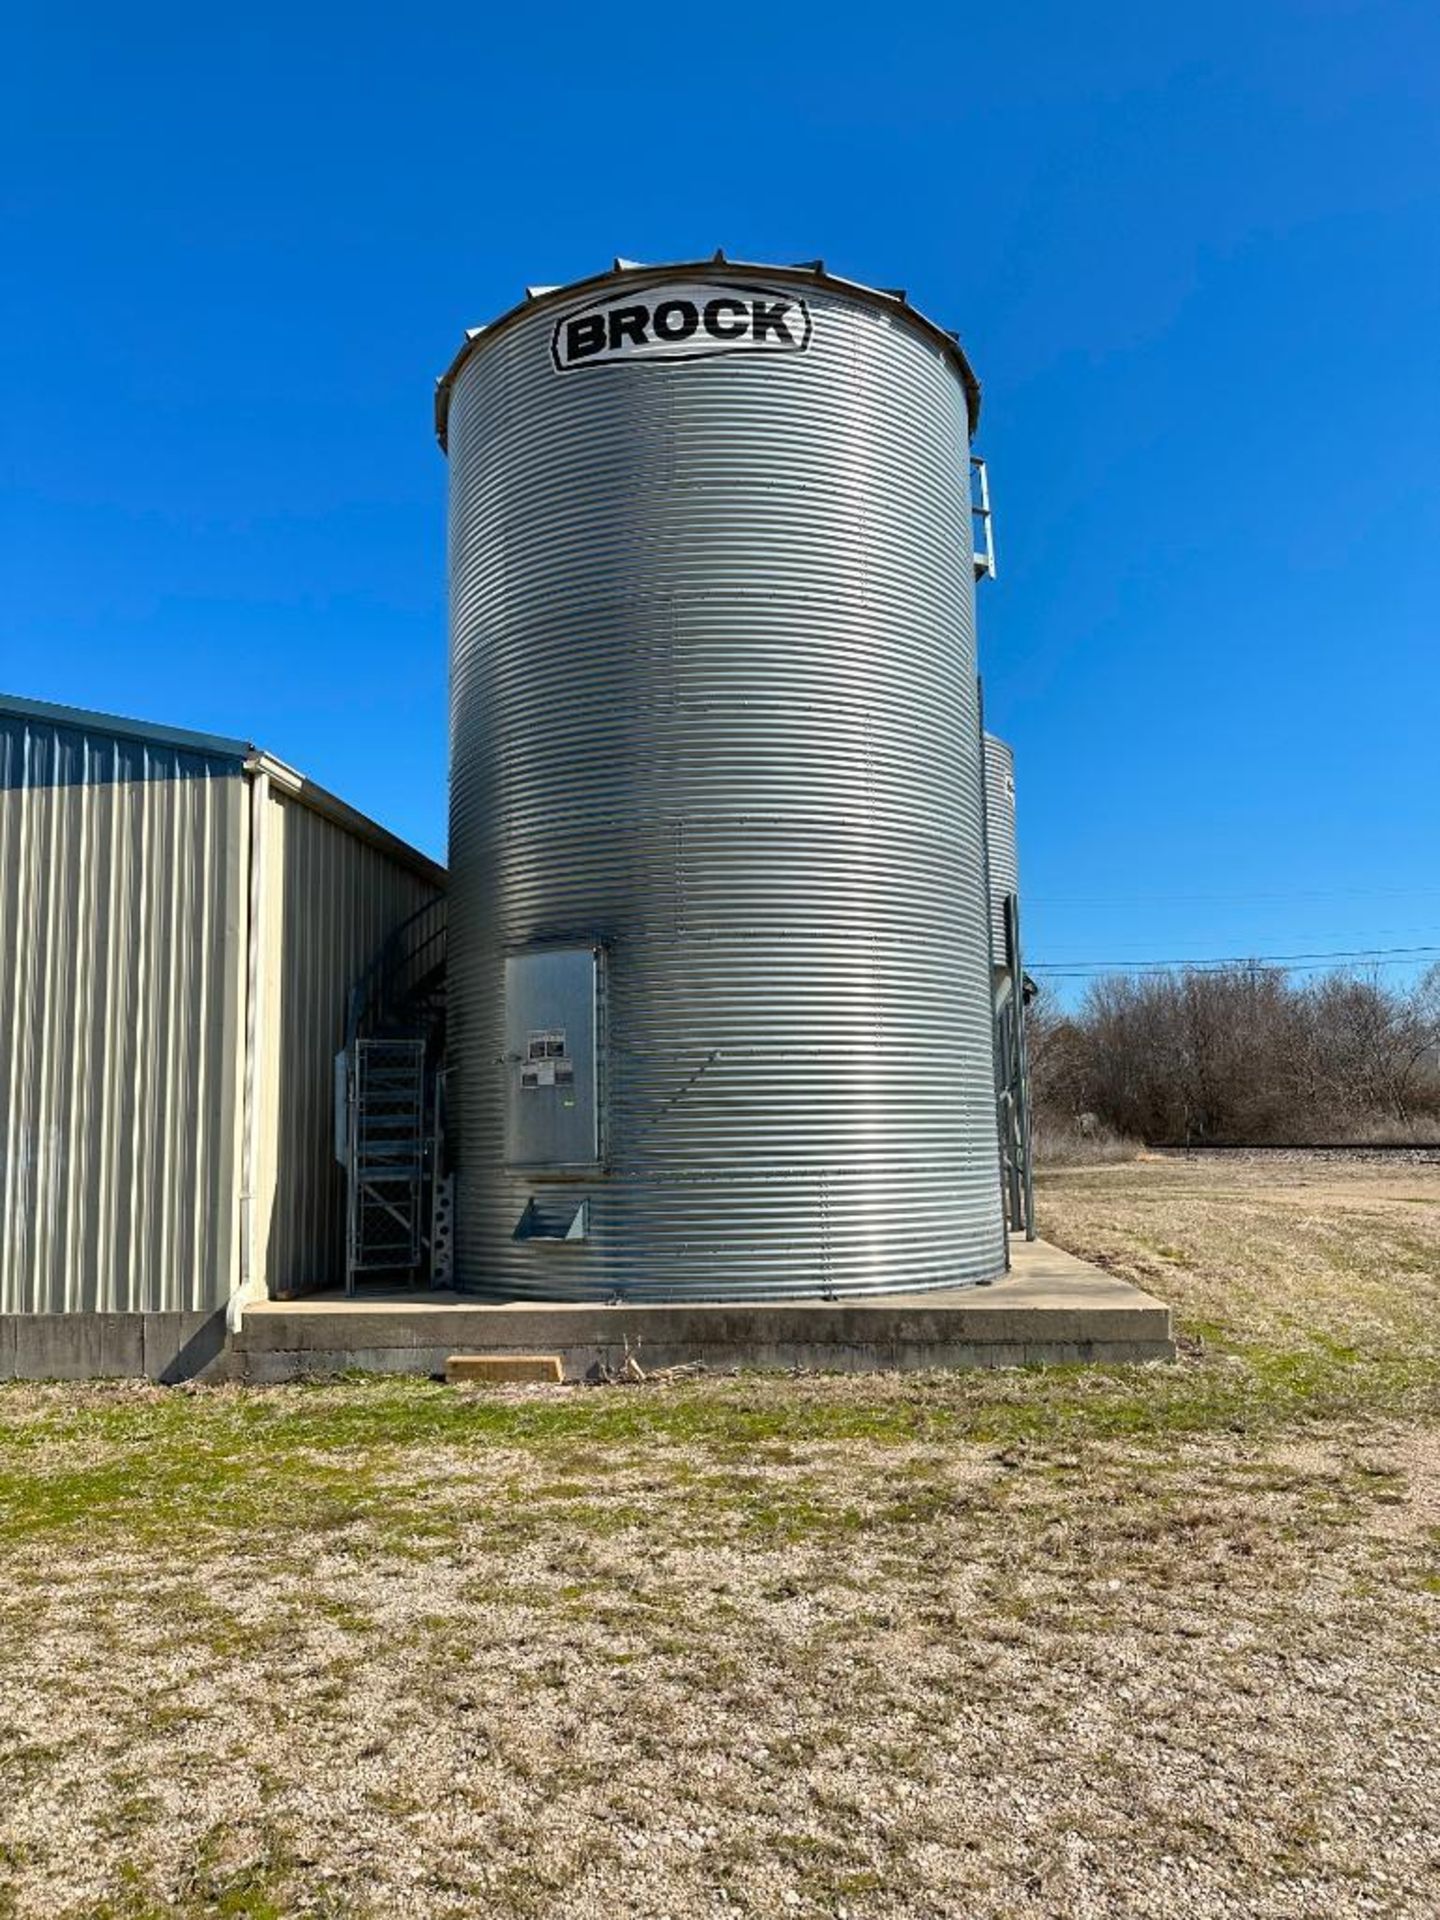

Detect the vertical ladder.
[
  {"left": 345, "top": 1037, "right": 427, "bottom": 1294},
  {"left": 429, "top": 1070, "right": 454, "bottom": 1287},
  {"left": 971, "top": 455, "right": 997, "bottom": 581}
]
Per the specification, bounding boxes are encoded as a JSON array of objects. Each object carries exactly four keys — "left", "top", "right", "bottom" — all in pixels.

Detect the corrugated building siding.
[
  {"left": 1, "top": 698, "right": 445, "bottom": 1326},
  {"left": 254, "top": 786, "right": 440, "bottom": 1297},
  {"left": 0, "top": 711, "right": 246, "bottom": 1313}
]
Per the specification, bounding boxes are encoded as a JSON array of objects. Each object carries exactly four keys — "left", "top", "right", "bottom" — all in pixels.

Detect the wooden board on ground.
[{"left": 445, "top": 1352, "right": 563, "bottom": 1384}]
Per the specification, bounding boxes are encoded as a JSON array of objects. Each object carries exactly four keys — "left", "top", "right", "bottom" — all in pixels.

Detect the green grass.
[
  {"left": 77, "top": 1830, "right": 309, "bottom": 1920},
  {"left": 2, "top": 1342, "right": 1438, "bottom": 1550},
  {"left": 1, "top": 1156, "right": 1437, "bottom": 1553}
]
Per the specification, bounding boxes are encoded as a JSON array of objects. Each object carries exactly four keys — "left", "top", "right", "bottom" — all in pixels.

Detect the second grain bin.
[
  {"left": 437, "top": 257, "right": 1006, "bottom": 1299},
  {"left": 983, "top": 733, "right": 1020, "bottom": 972},
  {"left": 983, "top": 730, "right": 1035, "bottom": 1239}
]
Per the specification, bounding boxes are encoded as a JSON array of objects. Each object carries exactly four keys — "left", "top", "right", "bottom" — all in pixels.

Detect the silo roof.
[{"left": 434, "top": 253, "right": 982, "bottom": 450}]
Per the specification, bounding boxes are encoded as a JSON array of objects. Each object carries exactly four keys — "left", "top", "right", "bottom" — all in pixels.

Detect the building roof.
[
  {"left": 0, "top": 690, "right": 252, "bottom": 764},
  {"left": 0, "top": 691, "right": 446, "bottom": 888},
  {"left": 434, "top": 252, "right": 983, "bottom": 450}
]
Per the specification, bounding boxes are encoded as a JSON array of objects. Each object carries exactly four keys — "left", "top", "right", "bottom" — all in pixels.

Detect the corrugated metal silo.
[
  {"left": 983, "top": 732, "right": 1019, "bottom": 969},
  {"left": 981, "top": 729, "right": 1034, "bottom": 1239},
  {"left": 437, "top": 258, "right": 1005, "bottom": 1300}
]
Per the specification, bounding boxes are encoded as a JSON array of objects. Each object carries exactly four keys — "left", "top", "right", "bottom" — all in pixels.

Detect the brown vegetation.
[{"left": 1030, "top": 963, "right": 1440, "bottom": 1147}]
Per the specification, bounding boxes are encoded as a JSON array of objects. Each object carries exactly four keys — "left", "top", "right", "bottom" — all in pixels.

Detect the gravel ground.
[{"left": 0, "top": 1156, "right": 1437, "bottom": 1919}]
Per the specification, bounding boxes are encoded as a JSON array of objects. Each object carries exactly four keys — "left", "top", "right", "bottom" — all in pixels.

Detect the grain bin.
[
  {"left": 983, "top": 732, "right": 1019, "bottom": 972},
  {"left": 982, "top": 730, "right": 1035, "bottom": 1239},
  {"left": 436, "top": 256, "right": 1006, "bottom": 1300}
]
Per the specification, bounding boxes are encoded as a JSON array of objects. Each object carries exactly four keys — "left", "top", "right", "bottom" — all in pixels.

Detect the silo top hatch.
[{"left": 434, "top": 252, "right": 982, "bottom": 450}]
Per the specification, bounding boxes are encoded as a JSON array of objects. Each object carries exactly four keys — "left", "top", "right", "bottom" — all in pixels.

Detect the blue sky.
[{"left": 5, "top": 2, "right": 1437, "bottom": 996}]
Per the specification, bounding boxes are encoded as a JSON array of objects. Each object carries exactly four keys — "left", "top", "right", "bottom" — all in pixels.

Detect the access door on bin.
[{"left": 504, "top": 947, "right": 601, "bottom": 1171}]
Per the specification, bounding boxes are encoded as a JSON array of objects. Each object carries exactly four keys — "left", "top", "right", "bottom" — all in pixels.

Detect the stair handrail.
[{"left": 346, "top": 894, "right": 447, "bottom": 1047}]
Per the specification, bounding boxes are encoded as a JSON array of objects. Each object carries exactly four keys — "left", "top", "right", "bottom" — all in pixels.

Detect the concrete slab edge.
[
  {"left": 236, "top": 1302, "right": 1172, "bottom": 1354},
  {"left": 233, "top": 1336, "right": 1176, "bottom": 1384}
]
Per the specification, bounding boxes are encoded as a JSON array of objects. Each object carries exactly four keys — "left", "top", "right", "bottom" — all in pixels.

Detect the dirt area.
[{"left": 1, "top": 1155, "right": 1437, "bottom": 1919}]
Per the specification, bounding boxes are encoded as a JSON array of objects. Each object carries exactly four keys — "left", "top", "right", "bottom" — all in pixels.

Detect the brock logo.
[{"left": 552, "top": 281, "right": 813, "bottom": 372}]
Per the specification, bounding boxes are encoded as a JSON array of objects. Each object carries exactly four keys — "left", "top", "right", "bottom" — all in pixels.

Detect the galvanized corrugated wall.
[
  {"left": 983, "top": 733, "right": 1019, "bottom": 964},
  {"left": 0, "top": 710, "right": 247, "bottom": 1313},
  {"left": 446, "top": 264, "right": 1006, "bottom": 1300},
  {"left": 254, "top": 784, "right": 440, "bottom": 1297}
]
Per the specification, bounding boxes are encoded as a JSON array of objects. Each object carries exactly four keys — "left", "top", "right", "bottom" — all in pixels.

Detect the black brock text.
[{"left": 560, "top": 293, "right": 808, "bottom": 365}]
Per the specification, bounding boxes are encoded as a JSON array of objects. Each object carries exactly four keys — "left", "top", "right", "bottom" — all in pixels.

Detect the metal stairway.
[
  {"left": 341, "top": 897, "right": 447, "bottom": 1293},
  {"left": 345, "top": 1038, "right": 426, "bottom": 1285}
]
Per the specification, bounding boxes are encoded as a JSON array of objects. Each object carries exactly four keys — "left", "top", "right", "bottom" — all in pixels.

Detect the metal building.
[
  {"left": 0, "top": 694, "right": 443, "bottom": 1376},
  {"left": 982, "top": 730, "right": 1034, "bottom": 1238},
  {"left": 437, "top": 256, "right": 1006, "bottom": 1301}
]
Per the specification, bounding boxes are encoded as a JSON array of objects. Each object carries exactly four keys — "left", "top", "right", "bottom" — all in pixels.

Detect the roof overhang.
[{"left": 246, "top": 750, "right": 446, "bottom": 888}]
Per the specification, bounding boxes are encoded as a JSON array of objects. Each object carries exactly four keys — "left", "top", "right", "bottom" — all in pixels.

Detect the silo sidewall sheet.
[
  {"left": 983, "top": 733, "right": 1019, "bottom": 963},
  {"left": 447, "top": 271, "right": 1005, "bottom": 1300}
]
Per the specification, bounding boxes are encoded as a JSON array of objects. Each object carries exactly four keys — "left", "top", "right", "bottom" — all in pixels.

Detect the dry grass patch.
[
  {"left": 1, "top": 1156, "right": 1438, "bottom": 1917},
  {"left": 1036, "top": 1154, "right": 1440, "bottom": 1360}
]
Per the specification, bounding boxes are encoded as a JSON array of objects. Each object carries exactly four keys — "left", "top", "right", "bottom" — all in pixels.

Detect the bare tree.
[{"left": 1028, "top": 962, "right": 1440, "bottom": 1144}]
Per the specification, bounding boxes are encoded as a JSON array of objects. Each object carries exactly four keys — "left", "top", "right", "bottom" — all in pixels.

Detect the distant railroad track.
[{"left": 1146, "top": 1141, "right": 1440, "bottom": 1156}]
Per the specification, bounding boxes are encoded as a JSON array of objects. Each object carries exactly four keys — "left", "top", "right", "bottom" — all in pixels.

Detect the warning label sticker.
[{"left": 521, "top": 1030, "right": 572, "bottom": 1092}]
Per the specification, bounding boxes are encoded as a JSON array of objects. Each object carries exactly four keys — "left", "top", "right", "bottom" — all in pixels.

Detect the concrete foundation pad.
[
  {"left": 0, "top": 1310, "right": 227, "bottom": 1383},
  {"left": 231, "top": 1241, "right": 1174, "bottom": 1382}
]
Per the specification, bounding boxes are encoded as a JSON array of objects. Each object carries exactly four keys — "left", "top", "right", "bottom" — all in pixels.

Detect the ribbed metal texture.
[
  {"left": 983, "top": 733, "right": 1019, "bottom": 963},
  {"left": 446, "top": 264, "right": 1005, "bottom": 1299},
  {"left": 0, "top": 710, "right": 246, "bottom": 1314},
  {"left": 0, "top": 698, "right": 445, "bottom": 1318},
  {"left": 255, "top": 787, "right": 441, "bottom": 1296}
]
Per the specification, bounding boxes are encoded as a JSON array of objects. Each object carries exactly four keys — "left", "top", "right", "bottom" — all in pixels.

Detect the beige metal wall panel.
[
  {"left": 253, "top": 783, "right": 440, "bottom": 1297},
  {"left": 0, "top": 711, "right": 247, "bottom": 1314}
]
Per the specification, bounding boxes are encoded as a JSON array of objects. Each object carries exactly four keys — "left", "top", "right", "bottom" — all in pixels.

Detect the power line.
[
  {"left": 1029, "top": 885, "right": 1440, "bottom": 907},
  {"left": 1037, "top": 962, "right": 1439, "bottom": 981},
  {"left": 1030, "top": 943, "right": 1440, "bottom": 980}
]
